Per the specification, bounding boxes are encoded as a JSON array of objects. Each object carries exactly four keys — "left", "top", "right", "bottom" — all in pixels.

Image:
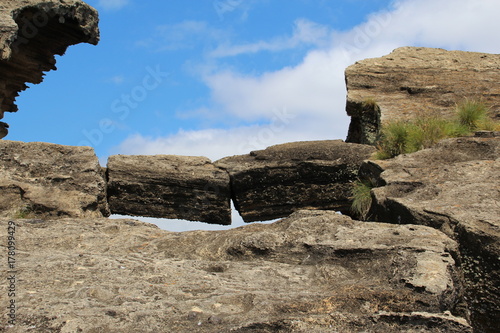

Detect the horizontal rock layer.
[
  {"left": 359, "top": 136, "right": 500, "bottom": 333},
  {"left": 0, "top": 210, "right": 470, "bottom": 332},
  {"left": 0, "top": 0, "right": 99, "bottom": 130},
  {"left": 216, "top": 140, "right": 375, "bottom": 222},
  {"left": 345, "top": 47, "right": 500, "bottom": 144},
  {"left": 0, "top": 140, "right": 109, "bottom": 218},
  {"left": 107, "top": 155, "right": 232, "bottom": 225}
]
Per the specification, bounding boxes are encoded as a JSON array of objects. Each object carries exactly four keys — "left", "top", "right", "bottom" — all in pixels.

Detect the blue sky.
[{"left": 5, "top": 0, "right": 500, "bottom": 231}]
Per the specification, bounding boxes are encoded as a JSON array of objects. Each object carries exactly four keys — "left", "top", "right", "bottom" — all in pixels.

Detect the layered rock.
[
  {"left": 359, "top": 136, "right": 500, "bottom": 332},
  {"left": 345, "top": 47, "right": 500, "bottom": 144},
  {"left": 0, "top": 0, "right": 99, "bottom": 132},
  {"left": 107, "top": 155, "right": 231, "bottom": 225},
  {"left": 0, "top": 140, "right": 109, "bottom": 218},
  {"left": 216, "top": 140, "right": 375, "bottom": 222},
  {"left": 0, "top": 210, "right": 470, "bottom": 332}
]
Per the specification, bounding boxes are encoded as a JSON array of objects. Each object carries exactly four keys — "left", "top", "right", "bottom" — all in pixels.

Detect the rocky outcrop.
[
  {"left": 0, "top": 140, "right": 109, "bottom": 218},
  {"left": 0, "top": 121, "right": 7, "bottom": 139},
  {"left": 0, "top": 0, "right": 99, "bottom": 132},
  {"left": 359, "top": 136, "right": 500, "bottom": 333},
  {"left": 0, "top": 210, "right": 471, "bottom": 332},
  {"left": 107, "top": 155, "right": 232, "bottom": 225},
  {"left": 216, "top": 140, "right": 375, "bottom": 222},
  {"left": 345, "top": 47, "right": 500, "bottom": 144}
]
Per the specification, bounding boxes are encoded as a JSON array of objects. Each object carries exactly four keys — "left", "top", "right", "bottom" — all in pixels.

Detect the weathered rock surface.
[
  {"left": 107, "top": 155, "right": 231, "bottom": 225},
  {"left": 345, "top": 47, "right": 500, "bottom": 144},
  {"left": 0, "top": 210, "right": 470, "bottom": 332},
  {"left": 216, "top": 140, "right": 375, "bottom": 222},
  {"left": 0, "top": 140, "right": 109, "bottom": 218},
  {"left": 359, "top": 136, "right": 500, "bottom": 332},
  {"left": 0, "top": 0, "right": 99, "bottom": 130}
]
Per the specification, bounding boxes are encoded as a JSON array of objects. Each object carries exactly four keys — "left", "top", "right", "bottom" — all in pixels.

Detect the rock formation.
[
  {"left": 0, "top": 211, "right": 471, "bottom": 332},
  {"left": 359, "top": 135, "right": 500, "bottom": 332},
  {"left": 345, "top": 47, "right": 500, "bottom": 144},
  {"left": 0, "top": 0, "right": 99, "bottom": 134},
  {"left": 107, "top": 155, "right": 232, "bottom": 225},
  {"left": 0, "top": 140, "right": 109, "bottom": 218},
  {"left": 215, "top": 140, "right": 375, "bottom": 222},
  {"left": 0, "top": 121, "right": 7, "bottom": 139}
]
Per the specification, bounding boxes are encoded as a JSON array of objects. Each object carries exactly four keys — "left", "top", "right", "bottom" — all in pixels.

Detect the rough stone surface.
[
  {"left": 0, "top": 0, "right": 99, "bottom": 130},
  {"left": 0, "top": 140, "right": 109, "bottom": 218},
  {"left": 107, "top": 155, "right": 231, "bottom": 225},
  {"left": 359, "top": 136, "right": 500, "bottom": 333},
  {"left": 0, "top": 210, "right": 470, "bottom": 332},
  {"left": 216, "top": 140, "right": 375, "bottom": 222},
  {"left": 345, "top": 47, "right": 500, "bottom": 144}
]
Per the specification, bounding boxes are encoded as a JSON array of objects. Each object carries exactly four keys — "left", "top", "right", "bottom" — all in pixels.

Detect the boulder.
[
  {"left": 0, "top": 0, "right": 99, "bottom": 132},
  {"left": 215, "top": 140, "right": 375, "bottom": 222},
  {"left": 0, "top": 210, "right": 470, "bottom": 332},
  {"left": 345, "top": 47, "right": 500, "bottom": 144},
  {"left": 0, "top": 140, "right": 109, "bottom": 218},
  {"left": 106, "top": 155, "right": 231, "bottom": 225},
  {"left": 359, "top": 136, "right": 500, "bottom": 333}
]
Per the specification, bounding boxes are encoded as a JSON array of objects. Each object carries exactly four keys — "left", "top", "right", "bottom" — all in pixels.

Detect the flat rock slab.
[
  {"left": 107, "top": 155, "right": 231, "bottom": 225},
  {"left": 0, "top": 140, "right": 109, "bottom": 218},
  {"left": 216, "top": 140, "right": 375, "bottom": 222},
  {"left": 360, "top": 136, "right": 500, "bottom": 332},
  {"left": 0, "top": 210, "right": 470, "bottom": 332},
  {"left": 345, "top": 47, "right": 500, "bottom": 144}
]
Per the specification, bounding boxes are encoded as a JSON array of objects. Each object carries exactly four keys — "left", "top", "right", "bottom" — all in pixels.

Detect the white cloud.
[
  {"left": 210, "top": 19, "right": 330, "bottom": 57},
  {"left": 140, "top": 21, "right": 229, "bottom": 51},
  {"left": 98, "top": 0, "right": 129, "bottom": 10}
]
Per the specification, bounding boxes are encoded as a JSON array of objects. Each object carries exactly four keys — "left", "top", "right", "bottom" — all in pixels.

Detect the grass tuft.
[
  {"left": 373, "top": 99, "right": 499, "bottom": 160},
  {"left": 350, "top": 179, "right": 374, "bottom": 221}
]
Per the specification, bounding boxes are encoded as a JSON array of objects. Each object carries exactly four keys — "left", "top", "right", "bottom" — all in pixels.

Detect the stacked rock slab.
[
  {"left": 216, "top": 140, "right": 375, "bottom": 222},
  {"left": 107, "top": 155, "right": 232, "bottom": 225},
  {"left": 345, "top": 47, "right": 500, "bottom": 144},
  {"left": 0, "top": 211, "right": 470, "bottom": 332},
  {"left": 0, "top": 140, "right": 109, "bottom": 218},
  {"left": 359, "top": 135, "right": 500, "bottom": 333},
  {"left": 0, "top": 0, "right": 99, "bottom": 128}
]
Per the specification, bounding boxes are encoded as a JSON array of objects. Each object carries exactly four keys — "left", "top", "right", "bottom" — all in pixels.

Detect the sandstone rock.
[
  {"left": 216, "top": 140, "right": 375, "bottom": 222},
  {"left": 345, "top": 47, "right": 500, "bottom": 144},
  {"left": 0, "top": 0, "right": 99, "bottom": 133},
  {"left": 0, "top": 140, "right": 109, "bottom": 219},
  {"left": 0, "top": 121, "right": 7, "bottom": 139},
  {"left": 359, "top": 136, "right": 500, "bottom": 332},
  {"left": 0, "top": 210, "right": 470, "bottom": 332},
  {"left": 107, "top": 155, "right": 231, "bottom": 225}
]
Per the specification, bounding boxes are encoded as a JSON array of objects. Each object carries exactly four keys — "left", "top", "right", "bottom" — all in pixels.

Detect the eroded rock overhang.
[{"left": 0, "top": 0, "right": 99, "bottom": 123}]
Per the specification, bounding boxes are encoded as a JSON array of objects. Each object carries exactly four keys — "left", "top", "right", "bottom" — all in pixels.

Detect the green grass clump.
[
  {"left": 374, "top": 99, "right": 498, "bottom": 160},
  {"left": 373, "top": 121, "right": 410, "bottom": 159},
  {"left": 456, "top": 99, "right": 490, "bottom": 131},
  {"left": 350, "top": 179, "right": 374, "bottom": 221}
]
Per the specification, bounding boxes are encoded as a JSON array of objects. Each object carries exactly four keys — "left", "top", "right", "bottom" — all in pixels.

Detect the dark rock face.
[
  {"left": 107, "top": 155, "right": 232, "bottom": 225},
  {"left": 216, "top": 140, "right": 375, "bottom": 222},
  {"left": 0, "top": 210, "right": 471, "bottom": 332},
  {"left": 0, "top": 121, "right": 7, "bottom": 139},
  {"left": 0, "top": 140, "right": 109, "bottom": 218},
  {"left": 345, "top": 47, "right": 500, "bottom": 144},
  {"left": 0, "top": 0, "right": 99, "bottom": 132},
  {"left": 359, "top": 136, "right": 500, "bottom": 333}
]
